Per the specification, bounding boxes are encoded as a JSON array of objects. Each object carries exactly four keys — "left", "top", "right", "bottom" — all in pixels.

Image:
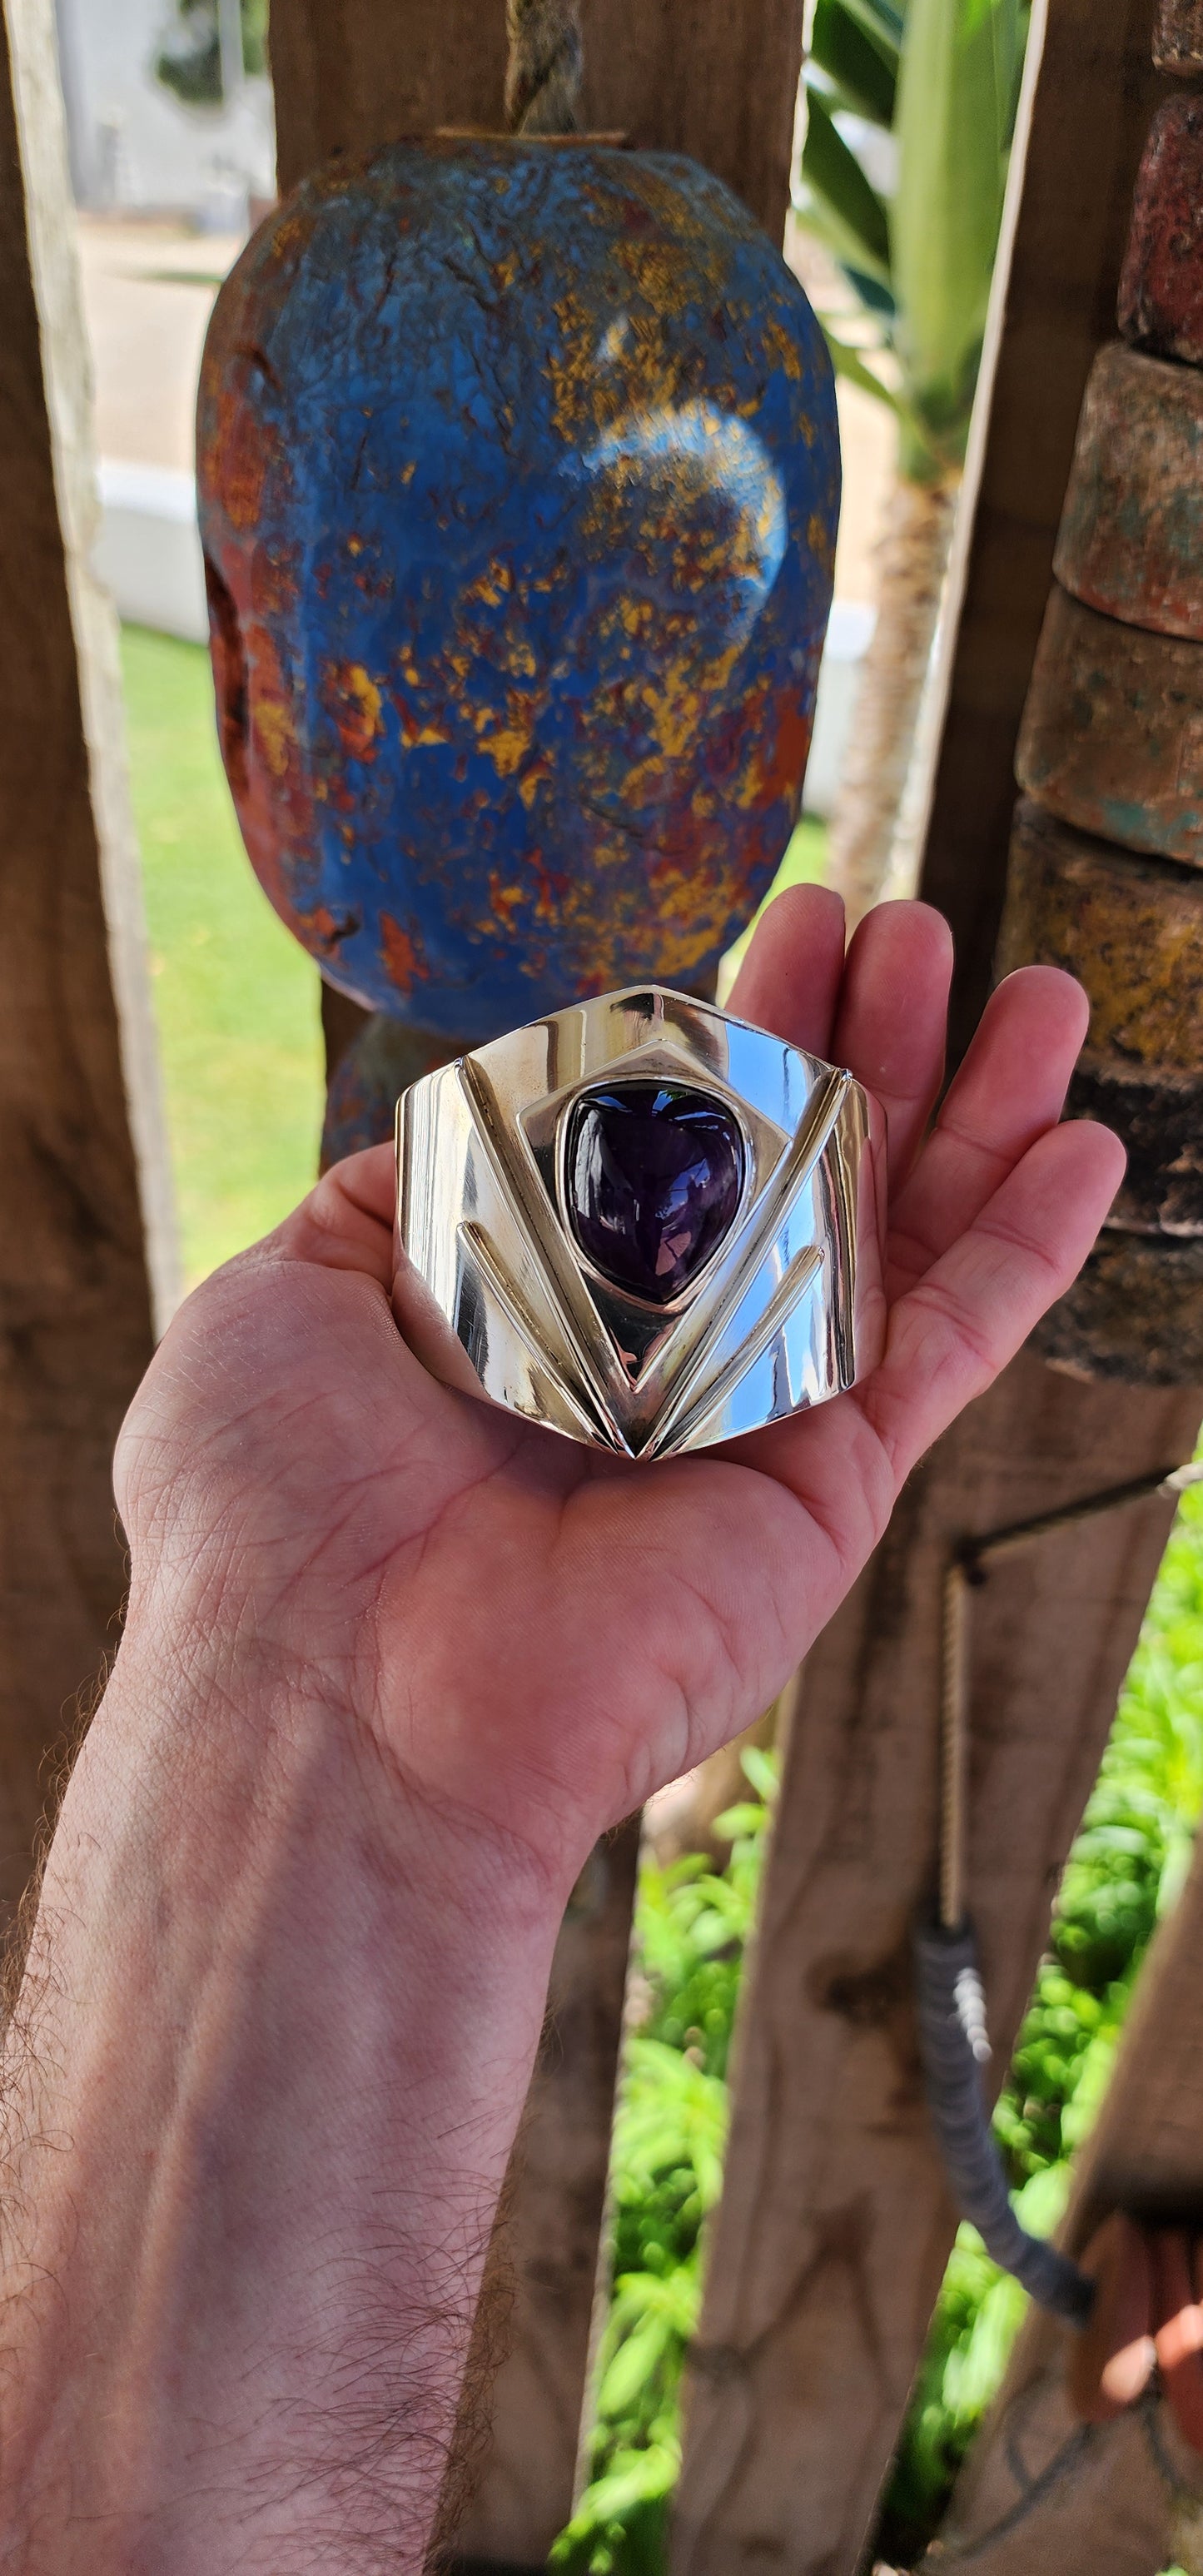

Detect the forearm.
[{"left": 0, "top": 1615, "right": 564, "bottom": 2576}]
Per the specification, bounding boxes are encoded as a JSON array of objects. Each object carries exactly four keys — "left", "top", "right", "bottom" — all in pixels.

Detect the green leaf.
[
  {"left": 944, "top": 2270, "right": 1027, "bottom": 2418},
  {"left": 710, "top": 1799, "right": 767, "bottom": 1841},
  {"left": 739, "top": 1744, "right": 780, "bottom": 1802},
  {"left": 597, "top": 2310, "right": 679, "bottom": 2420},
  {"left": 552, "top": 2437, "right": 679, "bottom": 2549},
  {"left": 839, "top": 0, "right": 907, "bottom": 51},
  {"left": 820, "top": 325, "right": 902, "bottom": 413},
  {"left": 1157, "top": 1825, "right": 1196, "bottom": 1917},
  {"left": 810, "top": 0, "right": 898, "bottom": 123},
  {"left": 891, "top": 0, "right": 1020, "bottom": 465},
  {"left": 799, "top": 92, "right": 892, "bottom": 284}
]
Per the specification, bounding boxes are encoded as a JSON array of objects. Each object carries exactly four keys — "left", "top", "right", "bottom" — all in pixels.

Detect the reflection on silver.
[{"left": 394, "top": 985, "right": 887, "bottom": 1461}]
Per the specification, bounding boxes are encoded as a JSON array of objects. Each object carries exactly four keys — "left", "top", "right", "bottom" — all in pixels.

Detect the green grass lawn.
[{"left": 121, "top": 624, "right": 325, "bottom": 1289}]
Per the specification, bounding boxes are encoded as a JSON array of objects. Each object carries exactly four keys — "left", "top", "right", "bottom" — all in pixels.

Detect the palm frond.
[
  {"left": 798, "top": 91, "right": 892, "bottom": 288},
  {"left": 810, "top": 0, "right": 898, "bottom": 122}
]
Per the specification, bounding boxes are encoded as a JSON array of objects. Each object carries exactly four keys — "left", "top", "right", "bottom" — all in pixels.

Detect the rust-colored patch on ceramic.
[
  {"left": 379, "top": 913, "right": 430, "bottom": 998},
  {"left": 323, "top": 660, "right": 385, "bottom": 761}
]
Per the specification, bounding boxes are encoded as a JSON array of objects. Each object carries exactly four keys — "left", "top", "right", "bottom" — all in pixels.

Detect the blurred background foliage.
[
  {"left": 798, "top": 0, "right": 1026, "bottom": 480},
  {"left": 797, "top": 0, "right": 1029, "bottom": 916},
  {"left": 155, "top": 0, "right": 269, "bottom": 107}
]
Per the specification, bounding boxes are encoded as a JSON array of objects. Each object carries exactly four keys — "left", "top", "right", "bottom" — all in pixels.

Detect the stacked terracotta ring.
[{"left": 997, "top": 7, "right": 1203, "bottom": 1382}]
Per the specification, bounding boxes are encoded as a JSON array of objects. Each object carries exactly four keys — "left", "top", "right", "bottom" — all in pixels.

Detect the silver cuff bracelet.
[{"left": 394, "top": 983, "right": 886, "bottom": 1461}]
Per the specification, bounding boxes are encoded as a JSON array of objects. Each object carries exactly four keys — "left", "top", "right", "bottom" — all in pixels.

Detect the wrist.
[
  {"left": 110, "top": 1588, "right": 575, "bottom": 1928},
  {"left": 0, "top": 1613, "right": 564, "bottom": 2574}
]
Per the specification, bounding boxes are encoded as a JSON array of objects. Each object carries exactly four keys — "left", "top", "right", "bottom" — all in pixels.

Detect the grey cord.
[{"left": 914, "top": 1917, "right": 1096, "bottom": 2325}]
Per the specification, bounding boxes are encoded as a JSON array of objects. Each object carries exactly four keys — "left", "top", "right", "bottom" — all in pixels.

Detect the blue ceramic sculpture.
[{"left": 198, "top": 139, "right": 840, "bottom": 1052}]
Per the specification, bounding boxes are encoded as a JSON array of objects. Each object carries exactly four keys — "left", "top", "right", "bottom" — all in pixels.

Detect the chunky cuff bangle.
[{"left": 394, "top": 984, "right": 886, "bottom": 1461}]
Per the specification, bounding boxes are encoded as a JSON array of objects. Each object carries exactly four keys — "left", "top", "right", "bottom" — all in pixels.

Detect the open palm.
[{"left": 117, "top": 889, "right": 1122, "bottom": 1894}]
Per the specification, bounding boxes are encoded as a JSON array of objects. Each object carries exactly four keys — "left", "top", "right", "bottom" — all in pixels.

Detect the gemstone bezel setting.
[
  {"left": 554, "top": 1075, "right": 752, "bottom": 1317},
  {"left": 397, "top": 982, "right": 885, "bottom": 1460}
]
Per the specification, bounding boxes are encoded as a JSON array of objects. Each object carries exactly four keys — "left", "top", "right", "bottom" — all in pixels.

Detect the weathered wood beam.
[
  {"left": 453, "top": 1817, "right": 642, "bottom": 2566},
  {"left": 934, "top": 1815, "right": 1203, "bottom": 2573},
  {"left": 271, "top": 0, "right": 805, "bottom": 241},
  {"left": 927, "top": 2401, "right": 1176, "bottom": 2576},
  {"left": 0, "top": 0, "right": 172, "bottom": 1918}
]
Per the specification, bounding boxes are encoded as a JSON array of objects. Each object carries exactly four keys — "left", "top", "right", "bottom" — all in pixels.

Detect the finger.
[
  {"left": 887, "top": 967, "right": 1090, "bottom": 1295},
  {"left": 857, "top": 1118, "right": 1126, "bottom": 1486},
  {"left": 831, "top": 902, "right": 953, "bottom": 1196},
  {"left": 727, "top": 882, "right": 848, "bottom": 1057},
  {"left": 274, "top": 1141, "right": 396, "bottom": 1285}
]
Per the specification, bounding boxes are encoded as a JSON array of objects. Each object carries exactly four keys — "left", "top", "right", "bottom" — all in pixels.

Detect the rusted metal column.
[{"left": 1016, "top": 594, "right": 1203, "bottom": 863}]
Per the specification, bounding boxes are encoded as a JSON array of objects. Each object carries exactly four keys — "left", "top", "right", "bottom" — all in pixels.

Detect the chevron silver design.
[{"left": 394, "top": 985, "right": 887, "bottom": 1460}]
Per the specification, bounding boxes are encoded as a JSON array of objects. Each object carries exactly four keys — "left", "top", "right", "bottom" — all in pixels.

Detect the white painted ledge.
[
  {"left": 95, "top": 457, "right": 208, "bottom": 644},
  {"left": 803, "top": 598, "right": 874, "bottom": 819}
]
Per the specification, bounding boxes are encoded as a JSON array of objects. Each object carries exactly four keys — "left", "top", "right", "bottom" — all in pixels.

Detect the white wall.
[{"left": 54, "top": 0, "right": 274, "bottom": 214}]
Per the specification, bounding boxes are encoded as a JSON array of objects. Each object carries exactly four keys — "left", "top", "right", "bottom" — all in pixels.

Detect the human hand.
[
  {"left": 117, "top": 889, "right": 1123, "bottom": 1900},
  {"left": 0, "top": 892, "right": 1122, "bottom": 2575}
]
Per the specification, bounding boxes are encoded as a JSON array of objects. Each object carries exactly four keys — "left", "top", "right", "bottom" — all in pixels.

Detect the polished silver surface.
[{"left": 394, "top": 985, "right": 887, "bottom": 1460}]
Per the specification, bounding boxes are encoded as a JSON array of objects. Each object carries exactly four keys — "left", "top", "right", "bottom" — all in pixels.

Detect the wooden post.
[
  {"left": 932, "top": 1822, "right": 1203, "bottom": 2573},
  {"left": 0, "top": 0, "right": 174, "bottom": 1917},
  {"left": 264, "top": 7, "right": 808, "bottom": 2558},
  {"left": 671, "top": 0, "right": 1203, "bottom": 2565},
  {"left": 455, "top": 1818, "right": 642, "bottom": 2569}
]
